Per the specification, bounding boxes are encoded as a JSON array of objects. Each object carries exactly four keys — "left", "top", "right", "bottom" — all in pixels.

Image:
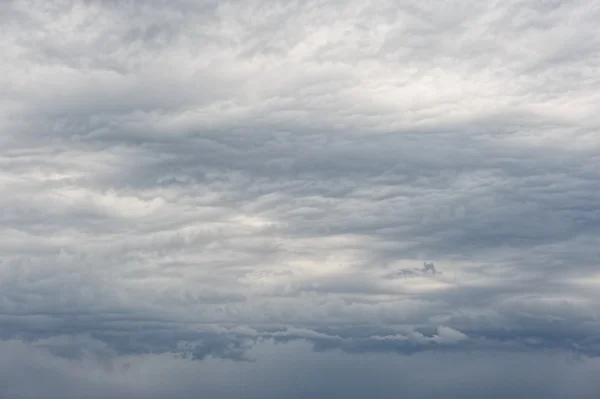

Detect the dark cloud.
[{"left": 2, "top": 0, "right": 600, "bottom": 397}]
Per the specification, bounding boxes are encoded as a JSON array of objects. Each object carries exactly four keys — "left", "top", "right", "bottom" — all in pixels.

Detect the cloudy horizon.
[{"left": 2, "top": 0, "right": 600, "bottom": 397}]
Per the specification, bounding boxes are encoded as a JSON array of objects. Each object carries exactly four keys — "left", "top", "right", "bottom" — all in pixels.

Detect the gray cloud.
[
  {"left": 1, "top": 339, "right": 600, "bottom": 399},
  {"left": 2, "top": 0, "right": 600, "bottom": 397}
]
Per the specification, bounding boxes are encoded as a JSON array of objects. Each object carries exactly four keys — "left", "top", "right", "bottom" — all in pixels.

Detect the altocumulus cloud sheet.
[{"left": 1, "top": 0, "right": 600, "bottom": 398}]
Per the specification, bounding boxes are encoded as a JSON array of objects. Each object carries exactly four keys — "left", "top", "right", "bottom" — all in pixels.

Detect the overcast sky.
[{"left": 2, "top": 0, "right": 600, "bottom": 397}]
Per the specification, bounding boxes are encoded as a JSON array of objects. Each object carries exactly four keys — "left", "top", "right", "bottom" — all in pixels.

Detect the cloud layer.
[{"left": 2, "top": 0, "right": 600, "bottom": 397}]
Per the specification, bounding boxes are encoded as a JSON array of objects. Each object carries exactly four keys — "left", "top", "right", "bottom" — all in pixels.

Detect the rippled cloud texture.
[{"left": 2, "top": 0, "right": 600, "bottom": 397}]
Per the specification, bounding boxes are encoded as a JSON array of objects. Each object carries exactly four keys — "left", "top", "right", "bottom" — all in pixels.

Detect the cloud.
[
  {"left": 384, "top": 261, "right": 440, "bottom": 279},
  {"left": 2, "top": 0, "right": 600, "bottom": 397},
  {"left": 1, "top": 339, "right": 600, "bottom": 399}
]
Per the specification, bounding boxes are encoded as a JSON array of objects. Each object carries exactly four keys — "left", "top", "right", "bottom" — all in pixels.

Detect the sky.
[{"left": 1, "top": 0, "right": 600, "bottom": 397}]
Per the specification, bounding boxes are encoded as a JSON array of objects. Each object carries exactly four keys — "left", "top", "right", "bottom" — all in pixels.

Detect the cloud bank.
[{"left": 2, "top": 0, "right": 600, "bottom": 397}]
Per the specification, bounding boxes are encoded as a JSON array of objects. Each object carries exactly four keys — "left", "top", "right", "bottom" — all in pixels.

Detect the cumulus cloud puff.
[{"left": 1, "top": 0, "right": 600, "bottom": 397}]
